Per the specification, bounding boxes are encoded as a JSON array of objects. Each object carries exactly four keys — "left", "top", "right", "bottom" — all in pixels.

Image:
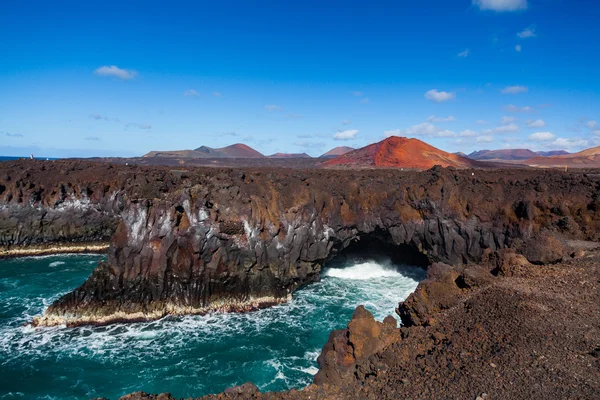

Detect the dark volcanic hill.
[
  {"left": 319, "top": 146, "right": 354, "bottom": 158},
  {"left": 267, "top": 153, "right": 312, "bottom": 158},
  {"left": 525, "top": 145, "right": 600, "bottom": 168},
  {"left": 323, "top": 136, "right": 484, "bottom": 169},
  {"left": 143, "top": 143, "right": 265, "bottom": 159}
]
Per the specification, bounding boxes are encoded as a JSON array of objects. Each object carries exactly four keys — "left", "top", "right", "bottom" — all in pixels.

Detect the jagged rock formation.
[{"left": 2, "top": 160, "right": 600, "bottom": 326}]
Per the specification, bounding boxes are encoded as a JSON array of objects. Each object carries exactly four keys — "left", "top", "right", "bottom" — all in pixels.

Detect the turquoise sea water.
[{"left": 0, "top": 254, "right": 424, "bottom": 399}]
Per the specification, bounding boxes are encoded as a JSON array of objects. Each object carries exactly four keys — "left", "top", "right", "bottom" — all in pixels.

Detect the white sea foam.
[
  {"left": 48, "top": 261, "right": 66, "bottom": 267},
  {"left": 0, "top": 256, "right": 424, "bottom": 398},
  {"left": 324, "top": 261, "right": 403, "bottom": 280}
]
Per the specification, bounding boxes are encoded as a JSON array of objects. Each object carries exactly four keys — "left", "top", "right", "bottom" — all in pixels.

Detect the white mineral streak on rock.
[
  {"left": 198, "top": 208, "right": 209, "bottom": 222},
  {"left": 126, "top": 205, "right": 148, "bottom": 245}
]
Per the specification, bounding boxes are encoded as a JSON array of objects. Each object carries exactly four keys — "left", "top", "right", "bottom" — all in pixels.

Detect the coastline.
[
  {"left": 0, "top": 242, "right": 110, "bottom": 259},
  {"left": 31, "top": 295, "right": 292, "bottom": 328}
]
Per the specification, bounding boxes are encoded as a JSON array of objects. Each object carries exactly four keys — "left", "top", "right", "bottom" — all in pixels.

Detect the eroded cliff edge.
[{"left": 1, "top": 160, "right": 599, "bottom": 326}]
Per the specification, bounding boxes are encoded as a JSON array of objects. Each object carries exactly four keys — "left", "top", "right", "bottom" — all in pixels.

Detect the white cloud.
[
  {"left": 587, "top": 120, "right": 598, "bottom": 129},
  {"left": 517, "top": 26, "right": 536, "bottom": 38},
  {"left": 476, "top": 135, "right": 494, "bottom": 143},
  {"left": 505, "top": 104, "right": 533, "bottom": 112},
  {"left": 473, "top": 0, "right": 528, "bottom": 12},
  {"left": 515, "top": 45, "right": 522, "bottom": 52},
  {"left": 592, "top": 130, "right": 600, "bottom": 136},
  {"left": 529, "top": 132, "right": 556, "bottom": 141},
  {"left": 212, "top": 92, "right": 222, "bottom": 97},
  {"left": 385, "top": 122, "right": 457, "bottom": 138},
  {"left": 458, "top": 49, "right": 470, "bottom": 58},
  {"left": 360, "top": 98, "right": 370, "bottom": 104},
  {"left": 424, "top": 89, "right": 456, "bottom": 103},
  {"left": 501, "top": 116, "right": 518, "bottom": 124},
  {"left": 476, "top": 120, "right": 487, "bottom": 125},
  {"left": 94, "top": 65, "right": 137, "bottom": 80},
  {"left": 527, "top": 119, "right": 546, "bottom": 128},
  {"left": 426, "top": 115, "right": 456, "bottom": 122},
  {"left": 436, "top": 130, "right": 457, "bottom": 137},
  {"left": 501, "top": 85, "right": 528, "bottom": 94},
  {"left": 545, "top": 137, "right": 588, "bottom": 150},
  {"left": 334, "top": 129, "right": 359, "bottom": 140},
  {"left": 460, "top": 129, "right": 478, "bottom": 137},
  {"left": 265, "top": 104, "right": 283, "bottom": 112},
  {"left": 184, "top": 89, "right": 199, "bottom": 97},
  {"left": 342, "top": 119, "right": 351, "bottom": 125},
  {"left": 483, "top": 123, "right": 520, "bottom": 134}
]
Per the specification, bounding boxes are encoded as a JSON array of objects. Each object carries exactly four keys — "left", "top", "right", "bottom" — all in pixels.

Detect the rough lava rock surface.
[{"left": 2, "top": 160, "right": 600, "bottom": 326}]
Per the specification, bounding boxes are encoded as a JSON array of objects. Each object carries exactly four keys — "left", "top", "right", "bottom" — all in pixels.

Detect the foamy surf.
[
  {"left": 323, "top": 260, "right": 403, "bottom": 280},
  {"left": 0, "top": 255, "right": 425, "bottom": 398}
]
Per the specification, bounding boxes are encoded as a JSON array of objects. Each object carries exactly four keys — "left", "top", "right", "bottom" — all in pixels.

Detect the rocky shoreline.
[
  {"left": 0, "top": 242, "right": 109, "bottom": 259},
  {"left": 2, "top": 160, "right": 600, "bottom": 327},
  {"left": 2, "top": 160, "right": 599, "bottom": 398},
  {"left": 121, "top": 245, "right": 600, "bottom": 400}
]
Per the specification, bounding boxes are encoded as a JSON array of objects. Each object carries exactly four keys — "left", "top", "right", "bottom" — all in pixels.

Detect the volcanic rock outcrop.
[
  {"left": 323, "top": 137, "right": 485, "bottom": 169},
  {"left": 1, "top": 160, "right": 597, "bottom": 326}
]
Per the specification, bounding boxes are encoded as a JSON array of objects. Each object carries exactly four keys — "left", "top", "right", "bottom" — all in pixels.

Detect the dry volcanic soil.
[{"left": 0, "top": 159, "right": 599, "bottom": 399}]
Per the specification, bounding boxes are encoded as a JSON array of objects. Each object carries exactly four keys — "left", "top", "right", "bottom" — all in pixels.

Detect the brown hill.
[
  {"left": 320, "top": 146, "right": 354, "bottom": 158},
  {"left": 525, "top": 145, "right": 600, "bottom": 168},
  {"left": 323, "top": 136, "right": 483, "bottom": 169},
  {"left": 267, "top": 153, "right": 312, "bottom": 158},
  {"left": 469, "top": 149, "right": 570, "bottom": 161},
  {"left": 143, "top": 143, "right": 265, "bottom": 159}
]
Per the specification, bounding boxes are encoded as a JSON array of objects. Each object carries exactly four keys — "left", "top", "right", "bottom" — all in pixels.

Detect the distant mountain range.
[
  {"left": 323, "top": 137, "right": 484, "bottom": 169},
  {"left": 143, "top": 144, "right": 352, "bottom": 160},
  {"left": 466, "top": 149, "right": 570, "bottom": 161},
  {"left": 524, "top": 145, "right": 600, "bottom": 168}
]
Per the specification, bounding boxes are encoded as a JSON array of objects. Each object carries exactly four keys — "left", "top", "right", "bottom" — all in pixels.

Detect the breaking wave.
[{"left": 0, "top": 255, "right": 424, "bottom": 399}]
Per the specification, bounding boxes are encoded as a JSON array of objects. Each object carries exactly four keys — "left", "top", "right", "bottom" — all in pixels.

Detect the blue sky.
[{"left": 1, "top": 0, "right": 599, "bottom": 157}]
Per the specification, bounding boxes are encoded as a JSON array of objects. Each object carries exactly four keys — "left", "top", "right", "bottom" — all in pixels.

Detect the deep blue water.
[{"left": 0, "top": 254, "right": 424, "bottom": 399}]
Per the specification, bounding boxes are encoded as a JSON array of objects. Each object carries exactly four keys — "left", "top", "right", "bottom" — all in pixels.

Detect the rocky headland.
[{"left": 1, "top": 159, "right": 599, "bottom": 398}]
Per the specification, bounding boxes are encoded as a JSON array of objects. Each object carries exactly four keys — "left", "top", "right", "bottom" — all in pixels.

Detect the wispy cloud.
[
  {"left": 342, "top": 119, "right": 351, "bottom": 125},
  {"left": 476, "top": 120, "right": 487, "bottom": 125},
  {"left": 501, "top": 116, "right": 518, "bottom": 124},
  {"left": 473, "top": 0, "right": 528, "bottom": 12},
  {"left": 360, "top": 98, "right": 370, "bottom": 104},
  {"left": 90, "top": 113, "right": 109, "bottom": 121},
  {"left": 94, "top": 65, "right": 137, "bottom": 80},
  {"left": 483, "top": 123, "right": 520, "bottom": 134},
  {"left": 125, "top": 122, "right": 151, "bottom": 130},
  {"left": 460, "top": 130, "right": 478, "bottom": 137},
  {"left": 184, "top": 89, "right": 200, "bottom": 97},
  {"left": 586, "top": 120, "right": 598, "bottom": 129},
  {"left": 476, "top": 135, "right": 494, "bottom": 143},
  {"left": 385, "top": 122, "right": 457, "bottom": 138},
  {"left": 528, "top": 132, "right": 555, "bottom": 141},
  {"left": 85, "top": 136, "right": 101, "bottom": 141},
  {"left": 212, "top": 92, "right": 222, "bottom": 97},
  {"left": 351, "top": 91, "right": 364, "bottom": 97},
  {"left": 285, "top": 113, "right": 302, "bottom": 119},
  {"left": 501, "top": 85, "right": 528, "bottom": 94},
  {"left": 4, "top": 132, "right": 23, "bottom": 138},
  {"left": 334, "top": 129, "right": 359, "bottom": 140},
  {"left": 458, "top": 49, "right": 470, "bottom": 58},
  {"left": 427, "top": 115, "right": 456, "bottom": 122},
  {"left": 526, "top": 119, "right": 546, "bottom": 128},
  {"left": 505, "top": 104, "right": 533, "bottom": 112},
  {"left": 517, "top": 25, "right": 536, "bottom": 38},
  {"left": 515, "top": 44, "right": 522, "bottom": 52},
  {"left": 424, "top": 89, "right": 456, "bottom": 103},
  {"left": 265, "top": 104, "right": 283, "bottom": 112}
]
